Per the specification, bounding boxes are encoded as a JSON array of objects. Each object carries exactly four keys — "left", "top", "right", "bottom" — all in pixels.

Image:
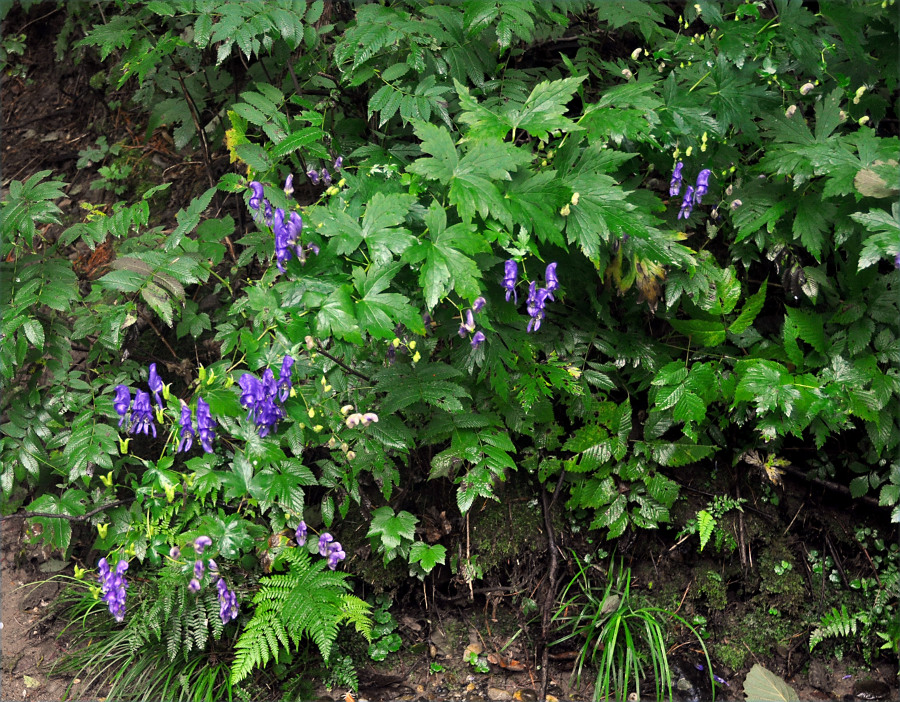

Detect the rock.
[
  {"left": 513, "top": 689, "right": 538, "bottom": 702},
  {"left": 853, "top": 679, "right": 892, "bottom": 700},
  {"left": 808, "top": 660, "right": 830, "bottom": 691},
  {"left": 487, "top": 687, "right": 512, "bottom": 701}
]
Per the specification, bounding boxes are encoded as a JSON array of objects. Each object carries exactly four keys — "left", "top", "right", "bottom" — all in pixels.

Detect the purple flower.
[
  {"left": 194, "top": 560, "right": 205, "bottom": 579},
  {"left": 472, "top": 296, "right": 486, "bottom": 312},
  {"left": 318, "top": 533, "right": 334, "bottom": 556},
  {"left": 240, "top": 368, "right": 287, "bottom": 437},
  {"left": 296, "top": 521, "right": 308, "bottom": 547},
  {"left": 98, "top": 557, "right": 129, "bottom": 622},
  {"left": 327, "top": 542, "right": 346, "bottom": 570},
  {"left": 471, "top": 331, "right": 486, "bottom": 348},
  {"left": 459, "top": 309, "right": 476, "bottom": 337},
  {"left": 693, "top": 168, "right": 711, "bottom": 205},
  {"left": 321, "top": 167, "right": 331, "bottom": 185},
  {"left": 169, "top": 546, "right": 180, "bottom": 559},
  {"left": 502, "top": 260, "right": 518, "bottom": 303},
  {"left": 129, "top": 390, "right": 156, "bottom": 438},
  {"left": 207, "top": 559, "right": 218, "bottom": 572},
  {"left": 148, "top": 363, "right": 164, "bottom": 408},
  {"left": 895, "top": 252, "right": 900, "bottom": 269},
  {"left": 284, "top": 174, "right": 294, "bottom": 197},
  {"left": 277, "top": 355, "right": 294, "bottom": 402},
  {"left": 333, "top": 156, "right": 343, "bottom": 171},
  {"left": 188, "top": 578, "right": 201, "bottom": 592},
  {"left": 196, "top": 398, "right": 215, "bottom": 453},
  {"left": 678, "top": 185, "right": 695, "bottom": 220},
  {"left": 194, "top": 536, "right": 212, "bottom": 555},
  {"left": 216, "top": 578, "right": 238, "bottom": 624},
  {"left": 545, "top": 262, "right": 559, "bottom": 298},
  {"left": 263, "top": 201, "right": 274, "bottom": 227},
  {"left": 114, "top": 385, "right": 131, "bottom": 427},
  {"left": 307, "top": 168, "right": 319, "bottom": 185},
  {"left": 274, "top": 208, "right": 304, "bottom": 273},
  {"left": 177, "top": 403, "right": 195, "bottom": 453},
  {"left": 526, "top": 283, "right": 553, "bottom": 333},
  {"left": 248, "top": 181, "right": 265, "bottom": 210},
  {"left": 361, "top": 412, "right": 379, "bottom": 426},
  {"left": 669, "top": 161, "right": 684, "bottom": 197}
]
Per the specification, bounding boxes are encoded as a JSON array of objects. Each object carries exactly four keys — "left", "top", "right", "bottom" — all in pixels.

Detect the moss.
[
  {"left": 757, "top": 544, "right": 805, "bottom": 614},
  {"left": 468, "top": 492, "right": 545, "bottom": 573},
  {"left": 714, "top": 641, "right": 747, "bottom": 671},
  {"left": 694, "top": 567, "right": 727, "bottom": 612}
]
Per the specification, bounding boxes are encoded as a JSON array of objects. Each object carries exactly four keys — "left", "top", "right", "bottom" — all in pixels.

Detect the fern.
[
  {"left": 132, "top": 572, "right": 225, "bottom": 663},
  {"left": 230, "top": 548, "right": 372, "bottom": 686},
  {"left": 810, "top": 605, "right": 864, "bottom": 651},
  {"left": 697, "top": 510, "right": 716, "bottom": 552}
]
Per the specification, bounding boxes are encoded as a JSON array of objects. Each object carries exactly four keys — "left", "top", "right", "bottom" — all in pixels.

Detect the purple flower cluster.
[
  {"left": 176, "top": 398, "right": 215, "bottom": 453},
  {"left": 239, "top": 356, "right": 293, "bottom": 437},
  {"left": 97, "top": 557, "right": 129, "bottom": 622},
  {"left": 458, "top": 296, "right": 487, "bottom": 349},
  {"left": 114, "top": 363, "right": 169, "bottom": 438},
  {"left": 177, "top": 536, "right": 238, "bottom": 623},
  {"left": 502, "top": 260, "right": 518, "bottom": 303},
  {"left": 525, "top": 262, "right": 559, "bottom": 332},
  {"left": 670, "top": 162, "right": 713, "bottom": 220},
  {"left": 247, "top": 178, "right": 319, "bottom": 273},
  {"left": 307, "top": 156, "right": 343, "bottom": 186},
  {"left": 296, "top": 521, "right": 346, "bottom": 570},
  {"left": 217, "top": 578, "right": 239, "bottom": 624}
]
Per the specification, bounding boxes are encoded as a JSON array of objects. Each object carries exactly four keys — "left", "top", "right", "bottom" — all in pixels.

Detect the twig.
[
  {"left": 1, "top": 498, "right": 132, "bottom": 522},
  {"left": 314, "top": 345, "right": 371, "bottom": 382},
  {"left": 783, "top": 500, "right": 805, "bottom": 536},
  {"left": 139, "top": 308, "right": 179, "bottom": 360},
  {"left": 176, "top": 72, "right": 216, "bottom": 191}
]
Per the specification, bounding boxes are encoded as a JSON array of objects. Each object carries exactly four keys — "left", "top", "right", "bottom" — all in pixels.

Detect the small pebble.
[{"left": 853, "top": 679, "right": 892, "bottom": 700}]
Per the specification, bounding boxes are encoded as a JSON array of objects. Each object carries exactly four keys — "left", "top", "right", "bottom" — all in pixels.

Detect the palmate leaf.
[
  {"left": 25, "top": 490, "right": 87, "bottom": 552},
  {"left": 404, "top": 201, "right": 489, "bottom": 309},
  {"left": 376, "top": 362, "right": 470, "bottom": 415}
]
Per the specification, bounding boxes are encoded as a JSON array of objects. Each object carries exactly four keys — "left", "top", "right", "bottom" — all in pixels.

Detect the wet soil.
[{"left": 1, "top": 4, "right": 899, "bottom": 702}]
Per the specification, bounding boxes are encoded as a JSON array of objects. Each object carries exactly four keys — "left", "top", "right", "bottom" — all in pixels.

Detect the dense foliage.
[{"left": 2, "top": 0, "right": 898, "bottom": 696}]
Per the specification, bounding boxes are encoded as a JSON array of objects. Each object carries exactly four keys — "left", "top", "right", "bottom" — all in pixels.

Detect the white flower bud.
[
  {"left": 621, "top": 68, "right": 633, "bottom": 80},
  {"left": 799, "top": 82, "right": 815, "bottom": 95},
  {"left": 630, "top": 47, "right": 642, "bottom": 60},
  {"left": 785, "top": 104, "right": 797, "bottom": 118}
]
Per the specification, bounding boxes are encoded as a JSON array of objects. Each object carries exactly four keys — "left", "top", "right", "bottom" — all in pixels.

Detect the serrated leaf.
[
  {"left": 730, "top": 280, "right": 767, "bottom": 334},
  {"left": 409, "top": 542, "right": 446, "bottom": 574},
  {"left": 669, "top": 319, "right": 726, "bottom": 346}
]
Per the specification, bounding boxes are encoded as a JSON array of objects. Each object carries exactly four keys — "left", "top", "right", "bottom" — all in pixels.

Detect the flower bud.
[
  {"left": 341, "top": 405, "right": 355, "bottom": 416},
  {"left": 621, "top": 68, "right": 633, "bottom": 80},
  {"left": 785, "top": 104, "right": 797, "bottom": 118},
  {"left": 340, "top": 442, "right": 349, "bottom": 452},
  {"left": 730, "top": 199, "right": 742, "bottom": 210},
  {"left": 346, "top": 451, "right": 357, "bottom": 461},
  {"left": 799, "top": 82, "right": 814, "bottom": 95},
  {"left": 630, "top": 47, "right": 642, "bottom": 60},
  {"left": 858, "top": 115, "right": 870, "bottom": 125}
]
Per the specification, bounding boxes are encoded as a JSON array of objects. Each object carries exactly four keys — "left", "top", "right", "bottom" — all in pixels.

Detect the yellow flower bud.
[
  {"left": 341, "top": 404, "right": 355, "bottom": 415},
  {"left": 225, "top": 375, "right": 234, "bottom": 388},
  {"left": 560, "top": 203, "right": 571, "bottom": 216},
  {"left": 324, "top": 384, "right": 332, "bottom": 392},
  {"left": 338, "top": 178, "right": 347, "bottom": 187},
  {"left": 307, "top": 408, "right": 316, "bottom": 419},
  {"left": 392, "top": 338, "right": 401, "bottom": 348},
  {"left": 97, "top": 523, "right": 108, "bottom": 538},
  {"left": 858, "top": 115, "right": 870, "bottom": 125},
  {"left": 74, "top": 565, "right": 86, "bottom": 580},
  {"left": 571, "top": 192, "right": 580, "bottom": 206},
  {"left": 412, "top": 351, "right": 421, "bottom": 363},
  {"left": 313, "top": 424, "right": 323, "bottom": 432},
  {"left": 685, "top": 146, "right": 693, "bottom": 157},
  {"left": 408, "top": 340, "right": 417, "bottom": 350}
]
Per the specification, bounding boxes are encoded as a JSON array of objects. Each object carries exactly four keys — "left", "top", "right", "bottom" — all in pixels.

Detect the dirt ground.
[{"left": 2, "top": 4, "right": 899, "bottom": 702}]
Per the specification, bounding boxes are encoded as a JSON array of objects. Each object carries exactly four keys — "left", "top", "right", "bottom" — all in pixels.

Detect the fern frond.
[{"left": 810, "top": 605, "right": 860, "bottom": 650}]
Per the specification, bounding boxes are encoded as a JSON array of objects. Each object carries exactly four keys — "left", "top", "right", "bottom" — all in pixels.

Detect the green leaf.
[
  {"left": 784, "top": 307, "right": 827, "bottom": 354},
  {"left": 316, "top": 285, "right": 362, "bottom": 344},
  {"left": 669, "top": 319, "right": 726, "bottom": 346},
  {"left": 367, "top": 506, "right": 418, "bottom": 550},
  {"left": 409, "top": 542, "right": 446, "bottom": 574},
  {"left": 729, "top": 280, "right": 767, "bottom": 334},
  {"left": 743, "top": 664, "right": 799, "bottom": 702},
  {"left": 697, "top": 510, "right": 716, "bottom": 551}
]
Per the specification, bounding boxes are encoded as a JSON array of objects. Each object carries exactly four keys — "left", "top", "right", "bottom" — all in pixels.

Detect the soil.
[{"left": 1, "top": 5, "right": 899, "bottom": 702}]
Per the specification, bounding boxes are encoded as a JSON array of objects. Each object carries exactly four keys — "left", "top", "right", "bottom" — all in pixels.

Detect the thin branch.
[
  {"left": 314, "top": 345, "right": 371, "bottom": 382},
  {"left": 1, "top": 498, "right": 133, "bottom": 523}
]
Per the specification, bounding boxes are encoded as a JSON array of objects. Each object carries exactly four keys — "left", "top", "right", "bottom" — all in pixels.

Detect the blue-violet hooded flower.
[
  {"left": 148, "top": 363, "right": 164, "bottom": 408},
  {"left": 327, "top": 542, "right": 346, "bottom": 570},
  {"left": 471, "top": 331, "right": 486, "bottom": 348},
  {"left": 502, "top": 260, "right": 518, "bottom": 303},
  {"left": 98, "top": 557, "right": 129, "bottom": 622},
  {"left": 669, "top": 161, "right": 684, "bottom": 197},
  {"left": 177, "top": 403, "right": 195, "bottom": 453},
  {"left": 693, "top": 169, "right": 711, "bottom": 205},
  {"left": 194, "top": 536, "right": 212, "bottom": 555},
  {"left": 129, "top": 390, "right": 156, "bottom": 437},
  {"left": 319, "top": 533, "right": 334, "bottom": 556},
  {"left": 678, "top": 185, "right": 695, "bottom": 220},
  {"left": 114, "top": 385, "right": 131, "bottom": 427},
  {"left": 296, "top": 521, "right": 308, "bottom": 546},
  {"left": 216, "top": 578, "right": 238, "bottom": 624},
  {"left": 248, "top": 181, "right": 265, "bottom": 210},
  {"left": 196, "top": 398, "right": 215, "bottom": 453},
  {"left": 545, "top": 262, "right": 559, "bottom": 299}
]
